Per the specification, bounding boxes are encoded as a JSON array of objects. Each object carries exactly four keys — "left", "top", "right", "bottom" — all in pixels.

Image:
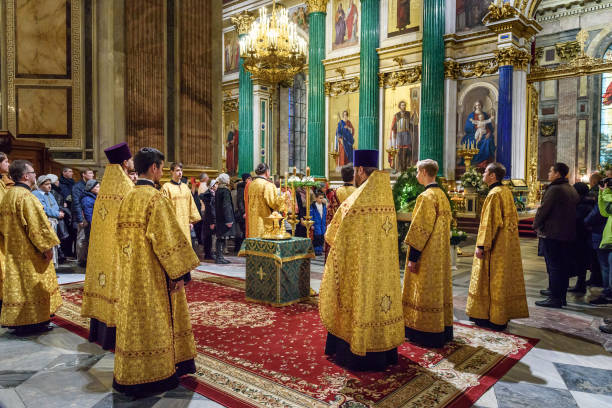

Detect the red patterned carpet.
[{"left": 54, "top": 273, "right": 537, "bottom": 408}]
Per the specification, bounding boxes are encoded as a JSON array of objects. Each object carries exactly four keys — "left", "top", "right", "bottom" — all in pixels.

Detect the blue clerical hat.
[
  {"left": 104, "top": 142, "right": 132, "bottom": 164},
  {"left": 353, "top": 149, "right": 379, "bottom": 168}
]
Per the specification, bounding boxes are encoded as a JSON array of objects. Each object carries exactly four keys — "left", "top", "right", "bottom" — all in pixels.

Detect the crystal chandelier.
[{"left": 239, "top": 1, "right": 307, "bottom": 85}]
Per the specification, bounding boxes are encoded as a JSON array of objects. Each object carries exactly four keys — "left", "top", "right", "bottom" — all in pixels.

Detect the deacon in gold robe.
[
  {"left": 403, "top": 159, "right": 453, "bottom": 348},
  {"left": 0, "top": 151, "right": 14, "bottom": 310},
  {"left": 466, "top": 162, "right": 529, "bottom": 330},
  {"left": 161, "top": 162, "right": 201, "bottom": 242},
  {"left": 0, "top": 160, "right": 61, "bottom": 335},
  {"left": 321, "top": 149, "right": 404, "bottom": 371},
  {"left": 81, "top": 142, "right": 134, "bottom": 349},
  {"left": 113, "top": 147, "right": 199, "bottom": 397},
  {"left": 336, "top": 164, "right": 357, "bottom": 204},
  {"left": 245, "top": 163, "right": 286, "bottom": 238}
]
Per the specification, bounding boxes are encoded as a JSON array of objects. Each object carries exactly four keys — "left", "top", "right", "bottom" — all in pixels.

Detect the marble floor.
[{"left": 1, "top": 237, "right": 611, "bottom": 408}]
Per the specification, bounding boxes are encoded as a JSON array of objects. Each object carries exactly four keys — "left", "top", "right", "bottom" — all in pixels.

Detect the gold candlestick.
[
  {"left": 457, "top": 148, "right": 480, "bottom": 169},
  {"left": 287, "top": 167, "right": 299, "bottom": 236},
  {"left": 300, "top": 166, "right": 314, "bottom": 233}
]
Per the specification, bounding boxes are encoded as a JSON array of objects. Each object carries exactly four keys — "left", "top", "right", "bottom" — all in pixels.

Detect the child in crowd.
[{"left": 311, "top": 191, "right": 327, "bottom": 256}]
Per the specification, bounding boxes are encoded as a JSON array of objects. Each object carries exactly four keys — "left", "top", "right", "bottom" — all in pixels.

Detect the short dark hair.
[
  {"left": 9, "top": 160, "right": 32, "bottom": 182},
  {"left": 170, "top": 162, "right": 183, "bottom": 171},
  {"left": 81, "top": 168, "right": 93, "bottom": 176},
  {"left": 363, "top": 166, "right": 377, "bottom": 177},
  {"left": 340, "top": 165, "right": 354, "bottom": 183},
  {"left": 255, "top": 163, "right": 269, "bottom": 175},
  {"left": 241, "top": 173, "right": 251, "bottom": 182},
  {"left": 134, "top": 147, "right": 165, "bottom": 175},
  {"left": 574, "top": 182, "right": 590, "bottom": 197},
  {"left": 553, "top": 162, "right": 569, "bottom": 178},
  {"left": 486, "top": 162, "right": 506, "bottom": 182},
  {"left": 62, "top": 167, "right": 72, "bottom": 174},
  {"left": 315, "top": 191, "right": 325, "bottom": 198},
  {"left": 0, "top": 152, "right": 7, "bottom": 163}
]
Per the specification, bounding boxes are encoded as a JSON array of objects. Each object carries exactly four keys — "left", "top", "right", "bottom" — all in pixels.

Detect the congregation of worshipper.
[{"left": 2, "top": 0, "right": 612, "bottom": 407}]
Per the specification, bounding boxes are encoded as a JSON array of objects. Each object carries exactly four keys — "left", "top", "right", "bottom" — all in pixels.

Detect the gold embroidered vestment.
[
  {"left": 320, "top": 171, "right": 404, "bottom": 356},
  {"left": 161, "top": 181, "right": 201, "bottom": 242},
  {"left": 0, "top": 186, "right": 62, "bottom": 327},
  {"left": 0, "top": 174, "right": 14, "bottom": 304},
  {"left": 114, "top": 184, "right": 199, "bottom": 387},
  {"left": 336, "top": 185, "right": 356, "bottom": 204},
  {"left": 245, "top": 177, "right": 286, "bottom": 238},
  {"left": 466, "top": 186, "right": 529, "bottom": 325},
  {"left": 81, "top": 164, "right": 134, "bottom": 326},
  {"left": 403, "top": 187, "right": 453, "bottom": 334}
]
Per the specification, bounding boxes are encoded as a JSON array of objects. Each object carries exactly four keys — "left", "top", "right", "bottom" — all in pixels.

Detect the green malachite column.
[
  {"left": 358, "top": 0, "right": 380, "bottom": 151},
  {"left": 306, "top": 1, "right": 327, "bottom": 178},
  {"left": 232, "top": 12, "right": 255, "bottom": 174},
  {"left": 419, "top": 0, "right": 445, "bottom": 170},
  {"left": 238, "top": 34, "right": 254, "bottom": 174}
]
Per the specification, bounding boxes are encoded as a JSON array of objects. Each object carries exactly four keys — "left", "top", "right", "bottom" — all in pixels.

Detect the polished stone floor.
[{"left": 1, "top": 237, "right": 611, "bottom": 407}]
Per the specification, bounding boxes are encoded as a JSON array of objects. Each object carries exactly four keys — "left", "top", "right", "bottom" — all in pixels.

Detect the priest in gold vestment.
[
  {"left": 161, "top": 162, "right": 201, "bottom": 242},
  {"left": 0, "top": 160, "right": 61, "bottom": 335},
  {"left": 113, "top": 148, "right": 199, "bottom": 397},
  {"left": 245, "top": 163, "right": 286, "bottom": 238},
  {"left": 466, "top": 162, "right": 529, "bottom": 330},
  {"left": 81, "top": 142, "right": 134, "bottom": 349},
  {"left": 403, "top": 159, "right": 453, "bottom": 348},
  {"left": 321, "top": 150, "right": 404, "bottom": 371},
  {"left": 0, "top": 151, "right": 14, "bottom": 310},
  {"left": 336, "top": 164, "right": 356, "bottom": 204}
]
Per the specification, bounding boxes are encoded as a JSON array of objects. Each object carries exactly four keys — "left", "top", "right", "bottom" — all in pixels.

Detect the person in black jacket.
[
  {"left": 533, "top": 163, "right": 580, "bottom": 308},
  {"left": 200, "top": 180, "right": 217, "bottom": 260},
  {"left": 234, "top": 173, "right": 251, "bottom": 250},
  {"left": 214, "top": 173, "right": 235, "bottom": 264},
  {"left": 72, "top": 168, "right": 95, "bottom": 266},
  {"left": 569, "top": 182, "right": 593, "bottom": 294},
  {"left": 584, "top": 193, "right": 610, "bottom": 304},
  {"left": 58, "top": 167, "right": 76, "bottom": 257}
]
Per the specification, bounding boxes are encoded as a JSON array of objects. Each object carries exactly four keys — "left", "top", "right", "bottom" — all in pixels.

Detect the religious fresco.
[
  {"left": 224, "top": 110, "right": 239, "bottom": 175},
  {"left": 456, "top": 79, "right": 499, "bottom": 176},
  {"left": 328, "top": 91, "right": 359, "bottom": 176},
  {"left": 223, "top": 30, "right": 240, "bottom": 75},
  {"left": 288, "top": 4, "right": 309, "bottom": 33},
  {"left": 456, "top": 0, "right": 490, "bottom": 32},
  {"left": 332, "top": 0, "right": 360, "bottom": 50},
  {"left": 387, "top": 0, "right": 421, "bottom": 37},
  {"left": 382, "top": 84, "right": 420, "bottom": 173}
]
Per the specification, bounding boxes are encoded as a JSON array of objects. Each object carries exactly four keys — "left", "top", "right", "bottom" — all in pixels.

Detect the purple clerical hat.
[
  {"left": 353, "top": 149, "right": 379, "bottom": 168},
  {"left": 104, "top": 142, "right": 132, "bottom": 164}
]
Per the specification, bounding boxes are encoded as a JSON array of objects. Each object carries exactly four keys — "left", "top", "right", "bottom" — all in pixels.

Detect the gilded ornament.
[
  {"left": 484, "top": 3, "right": 517, "bottom": 23},
  {"left": 122, "top": 242, "right": 133, "bottom": 258},
  {"left": 380, "top": 295, "right": 392, "bottom": 313},
  {"left": 540, "top": 124, "right": 555, "bottom": 137},
  {"left": 306, "top": 0, "right": 328, "bottom": 14},
  {"left": 223, "top": 99, "right": 239, "bottom": 112},
  {"left": 324, "top": 77, "right": 360, "bottom": 96},
  {"left": 378, "top": 66, "right": 422, "bottom": 89},
  {"left": 555, "top": 41, "right": 580, "bottom": 61},
  {"left": 382, "top": 216, "right": 393, "bottom": 236},
  {"left": 230, "top": 11, "right": 255, "bottom": 36},
  {"left": 526, "top": 84, "right": 540, "bottom": 207},
  {"left": 459, "top": 58, "right": 498, "bottom": 78},
  {"left": 444, "top": 60, "right": 460, "bottom": 80},
  {"left": 495, "top": 47, "right": 530, "bottom": 70}
]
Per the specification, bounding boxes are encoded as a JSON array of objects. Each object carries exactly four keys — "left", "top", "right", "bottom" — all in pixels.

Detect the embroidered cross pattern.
[
  {"left": 98, "top": 203, "right": 109, "bottom": 221},
  {"left": 122, "top": 242, "right": 133, "bottom": 258},
  {"left": 382, "top": 216, "right": 393, "bottom": 235},
  {"left": 257, "top": 267, "right": 266, "bottom": 281},
  {"left": 380, "top": 295, "right": 392, "bottom": 312}
]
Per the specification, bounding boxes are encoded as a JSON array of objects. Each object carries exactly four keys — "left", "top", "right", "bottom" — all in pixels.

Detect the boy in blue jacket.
[{"left": 311, "top": 191, "right": 327, "bottom": 256}]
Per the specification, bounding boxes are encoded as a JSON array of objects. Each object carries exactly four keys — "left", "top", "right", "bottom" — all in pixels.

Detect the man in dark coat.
[
  {"left": 214, "top": 173, "right": 235, "bottom": 264},
  {"left": 200, "top": 180, "right": 216, "bottom": 260},
  {"left": 72, "top": 168, "right": 95, "bottom": 266},
  {"left": 58, "top": 167, "right": 76, "bottom": 257},
  {"left": 533, "top": 163, "right": 580, "bottom": 308},
  {"left": 234, "top": 173, "right": 251, "bottom": 250}
]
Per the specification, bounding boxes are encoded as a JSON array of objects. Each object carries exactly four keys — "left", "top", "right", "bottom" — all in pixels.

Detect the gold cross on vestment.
[
  {"left": 122, "top": 243, "right": 133, "bottom": 258},
  {"left": 257, "top": 267, "right": 266, "bottom": 281},
  {"left": 380, "top": 295, "right": 392, "bottom": 312},
  {"left": 382, "top": 216, "right": 393, "bottom": 236},
  {"left": 98, "top": 203, "right": 109, "bottom": 221}
]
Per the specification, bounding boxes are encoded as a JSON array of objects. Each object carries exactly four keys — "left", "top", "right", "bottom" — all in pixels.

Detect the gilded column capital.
[
  {"left": 495, "top": 47, "right": 531, "bottom": 70},
  {"left": 306, "top": 0, "right": 329, "bottom": 14},
  {"left": 555, "top": 41, "right": 580, "bottom": 61},
  {"left": 483, "top": 3, "right": 517, "bottom": 24},
  {"left": 231, "top": 11, "right": 255, "bottom": 36},
  {"left": 444, "top": 61, "right": 460, "bottom": 80}
]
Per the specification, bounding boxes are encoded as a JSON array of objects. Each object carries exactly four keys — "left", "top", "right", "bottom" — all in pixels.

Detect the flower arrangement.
[
  {"left": 460, "top": 167, "right": 488, "bottom": 196},
  {"left": 392, "top": 167, "right": 452, "bottom": 213},
  {"left": 450, "top": 228, "right": 467, "bottom": 246}
]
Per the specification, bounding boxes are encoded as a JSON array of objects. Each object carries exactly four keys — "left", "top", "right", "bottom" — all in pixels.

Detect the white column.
[
  {"left": 511, "top": 69, "right": 527, "bottom": 179},
  {"left": 379, "top": 86, "right": 384, "bottom": 169},
  {"left": 279, "top": 87, "right": 289, "bottom": 174},
  {"left": 324, "top": 94, "right": 329, "bottom": 178},
  {"left": 444, "top": 0, "right": 456, "bottom": 34},
  {"left": 444, "top": 78, "right": 457, "bottom": 179},
  {"left": 252, "top": 90, "right": 261, "bottom": 167}
]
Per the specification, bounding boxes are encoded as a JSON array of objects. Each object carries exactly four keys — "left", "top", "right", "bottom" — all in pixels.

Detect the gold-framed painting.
[
  {"left": 331, "top": 0, "right": 360, "bottom": 50},
  {"left": 328, "top": 92, "right": 359, "bottom": 177},
  {"left": 223, "top": 109, "right": 239, "bottom": 175},
  {"left": 223, "top": 30, "right": 240, "bottom": 75},
  {"left": 387, "top": 0, "right": 421, "bottom": 37},
  {"left": 382, "top": 84, "right": 420, "bottom": 173}
]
